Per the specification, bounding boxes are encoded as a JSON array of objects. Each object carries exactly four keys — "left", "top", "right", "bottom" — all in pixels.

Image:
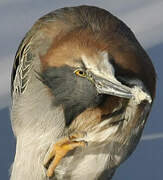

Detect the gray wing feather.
[
  {"left": 11, "top": 14, "right": 59, "bottom": 98},
  {"left": 11, "top": 35, "right": 33, "bottom": 98}
]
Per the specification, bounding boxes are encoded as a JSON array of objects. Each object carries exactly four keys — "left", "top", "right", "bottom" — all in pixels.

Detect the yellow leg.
[{"left": 44, "top": 135, "right": 86, "bottom": 177}]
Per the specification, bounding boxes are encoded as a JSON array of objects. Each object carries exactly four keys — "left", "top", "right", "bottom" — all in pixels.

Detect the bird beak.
[{"left": 94, "top": 75, "right": 133, "bottom": 99}]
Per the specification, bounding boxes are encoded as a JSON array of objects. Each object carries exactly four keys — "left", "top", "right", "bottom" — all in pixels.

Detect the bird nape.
[{"left": 10, "top": 5, "right": 156, "bottom": 180}]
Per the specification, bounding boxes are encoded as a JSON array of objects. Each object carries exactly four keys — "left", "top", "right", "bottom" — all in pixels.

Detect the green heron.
[{"left": 10, "top": 5, "right": 156, "bottom": 180}]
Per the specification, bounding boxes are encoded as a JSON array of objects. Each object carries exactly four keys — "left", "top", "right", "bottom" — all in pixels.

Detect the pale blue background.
[{"left": 0, "top": 1, "right": 163, "bottom": 179}]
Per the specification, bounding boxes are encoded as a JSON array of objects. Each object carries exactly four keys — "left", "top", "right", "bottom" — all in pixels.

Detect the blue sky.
[{"left": 0, "top": 1, "right": 163, "bottom": 179}]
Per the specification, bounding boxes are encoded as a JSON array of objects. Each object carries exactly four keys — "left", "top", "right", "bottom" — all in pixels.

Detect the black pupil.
[{"left": 79, "top": 71, "right": 84, "bottom": 75}]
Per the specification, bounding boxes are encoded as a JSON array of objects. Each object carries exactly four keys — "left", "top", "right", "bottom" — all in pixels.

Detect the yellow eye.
[{"left": 74, "top": 69, "right": 86, "bottom": 77}]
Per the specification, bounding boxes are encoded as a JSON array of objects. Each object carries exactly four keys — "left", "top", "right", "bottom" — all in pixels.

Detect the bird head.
[{"left": 39, "top": 28, "right": 155, "bottom": 128}]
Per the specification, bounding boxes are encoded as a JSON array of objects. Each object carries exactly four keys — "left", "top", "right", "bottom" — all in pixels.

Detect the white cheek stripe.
[{"left": 81, "top": 52, "right": 116, "bottom": 81}]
